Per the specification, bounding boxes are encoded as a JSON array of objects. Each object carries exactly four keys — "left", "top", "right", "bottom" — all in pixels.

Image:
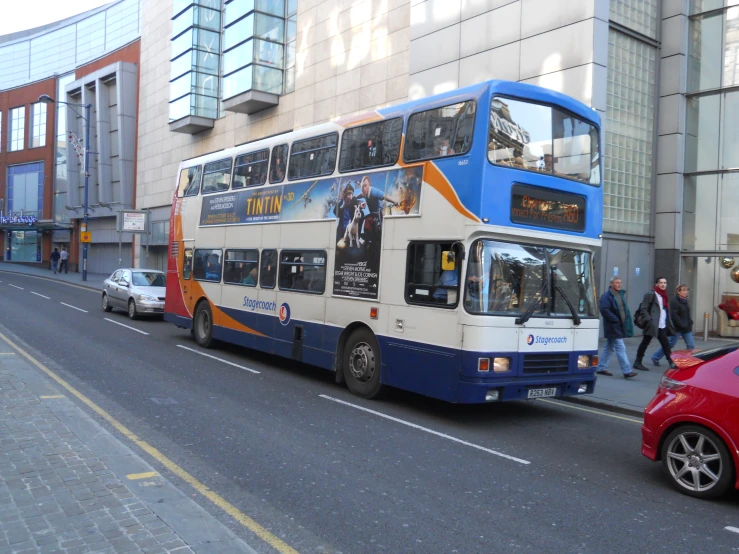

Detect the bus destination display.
[{"left": 510, "top": 184, "right": 585, "bottom": 232}]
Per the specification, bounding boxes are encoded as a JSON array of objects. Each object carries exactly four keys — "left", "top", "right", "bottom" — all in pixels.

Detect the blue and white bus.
[{"left": 165, "top": 79, "right": 603, "bottom": 403}]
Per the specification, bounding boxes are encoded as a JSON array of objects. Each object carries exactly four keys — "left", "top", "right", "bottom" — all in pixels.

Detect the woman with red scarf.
[{"left": 634, "top": 276, "right": 677, "bottom": 371}]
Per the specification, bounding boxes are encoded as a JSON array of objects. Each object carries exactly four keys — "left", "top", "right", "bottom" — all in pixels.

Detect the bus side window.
[
  {"left": 178, "top": 166, "right": 202, "bottom": 197},
  {"left": 270, "top": 145, "right": 288, "bottom": 184},
  {"left": 260, "top": 249, "right": 277, "bottom": 289},
  {"left": 405, "top": 242, "right": 459, "bottom": 307},
  {"left": 403, "top": 101, "right": 475, "bottom": 163},
  {"left": 182, "top": 249, "right": 193, "bottom": 280},
  {"left": 193, "top": 249, "right": 222, "bottom": 282},
  {"left": 278, "top": 250, "right": 326, "bottom": 294}
]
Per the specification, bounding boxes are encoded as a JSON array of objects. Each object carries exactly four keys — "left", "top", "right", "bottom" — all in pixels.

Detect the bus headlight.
[
  {"left": 577, "top": 355, "right": 591, "bottom": 369},
  {"left": 493, "top": 357, "right": 510, "bottom": 372}
]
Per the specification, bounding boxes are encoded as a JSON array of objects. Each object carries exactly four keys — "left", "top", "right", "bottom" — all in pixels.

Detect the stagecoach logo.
[
  {"left": 526, "top": 334, "right": 567, "bottom": 346},
  {"left": 279, "top": 303, "right": 291, "bottom": 326}
]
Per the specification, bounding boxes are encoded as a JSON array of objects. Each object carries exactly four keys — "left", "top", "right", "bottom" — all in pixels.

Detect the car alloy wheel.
[{"left": 662, "top": 425, "right": 734, "bottom": 498}]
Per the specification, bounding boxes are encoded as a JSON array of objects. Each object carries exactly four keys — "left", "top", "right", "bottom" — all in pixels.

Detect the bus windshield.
[
  {"left": 488, "top": 97, "right": 600, "bottom": 186},
  {"left": 464, "top": 240, "right": 597, "bottom": 318}
]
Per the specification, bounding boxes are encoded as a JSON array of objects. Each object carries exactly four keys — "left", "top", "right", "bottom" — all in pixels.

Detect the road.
[{"left": 1, "top": 270, "right": 737, "bottom": 553}]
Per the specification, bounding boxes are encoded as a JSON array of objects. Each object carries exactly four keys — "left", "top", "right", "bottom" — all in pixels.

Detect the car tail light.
[{"left": 659, "top": 376, "right": 686, "bottom": 391}]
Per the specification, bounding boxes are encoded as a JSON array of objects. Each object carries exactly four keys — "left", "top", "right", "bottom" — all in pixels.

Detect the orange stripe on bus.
[{"left": 422, "top": 162, "right": 480, "bottom": 222}]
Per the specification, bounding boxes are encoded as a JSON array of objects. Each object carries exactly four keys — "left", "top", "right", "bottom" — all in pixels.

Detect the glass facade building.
[
  {"left": 0, "top": 0, "right": 141, "bottom": 90},
  {"left": 681, "top": 1, "right": 739, "bottom": 329},
  {"left": 169, "top": 0, "right": 297, "bottom": 127}
]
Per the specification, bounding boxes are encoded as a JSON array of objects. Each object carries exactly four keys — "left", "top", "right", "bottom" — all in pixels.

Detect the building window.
[
  {"left": 688, "top": 7, "right": 739, "bottom": 93},
  {"left": 278, "top": 250, "right": 326, "bottom": 293},
  {"left": 7, "top": 162, "right": 44, "bottom": 219},
  {"left": 9, "top": 107, "right": 25, "bottom": 152},
  {"left": 0, "top": 112, "right": 2, "bottom": 153},
  {"left": 609, "top": 0, "right": 659, "bottom": 39},
  {"left": 404, "top": 101, "right": 475, "bottom": 162},
  {"left": 604, "top": 29, "right": 657, "bottom": 236},
  {"left": 288, "top": 134, "right": 338, "bottom": 180},
  {"left": 29, "top": 102, "right": 47, "bottom": 148},
  {"left": 169, "top": 0, "right": 221, "bottom": 122},
  {"left": 221, "top": 0, "right": 295, "bottom": 100}
]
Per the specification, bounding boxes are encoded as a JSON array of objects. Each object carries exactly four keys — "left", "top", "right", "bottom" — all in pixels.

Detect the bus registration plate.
[{"left": 527, "top": 387, "right": 557, "bottom": 399}]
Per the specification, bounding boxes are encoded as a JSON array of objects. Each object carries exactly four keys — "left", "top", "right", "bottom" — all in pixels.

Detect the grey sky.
[{"left": 1, "top": 0, "right": 112, "bottom": 36}]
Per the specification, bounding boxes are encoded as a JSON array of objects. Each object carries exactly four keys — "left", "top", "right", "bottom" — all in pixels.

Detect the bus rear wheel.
[
  {"left": 343, "top": 329, "right": 383, "bottom": 399},
  {"left": 194, "top": 302, "right": 214, "bottom": 348}
]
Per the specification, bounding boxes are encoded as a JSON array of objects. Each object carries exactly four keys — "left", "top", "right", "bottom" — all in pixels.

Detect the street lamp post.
[{"left": 39, "top": 94, "right": 91, "bottom": 281}]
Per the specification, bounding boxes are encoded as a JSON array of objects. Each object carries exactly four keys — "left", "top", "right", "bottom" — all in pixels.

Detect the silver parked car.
[{"left": 102, "top": 269, "right": 166, "bottom": 319}]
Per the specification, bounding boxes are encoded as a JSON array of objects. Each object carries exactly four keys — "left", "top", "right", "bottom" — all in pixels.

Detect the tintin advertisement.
[{"left": 332, "top": 165, "right": 424, "bottom": 299}]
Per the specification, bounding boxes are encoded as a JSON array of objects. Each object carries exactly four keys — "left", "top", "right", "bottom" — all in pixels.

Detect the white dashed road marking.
[
  {"left": 177, "top": 345, "right": 260, "bottom": 374},
  {"left": 60, "top": 302, "right": 88, "bottom": 313},
  {"left": 104, "top": 318, "right": 149, "bottom": 335},
  {"left": 725, "top": 526, "right": 739, "bottom": 534},
  {"left": 320, "top": 394, "right": 531, "bottom": 465},
  {"left": 8, "top": 284, "right": 23, "bottom": 290},
  {"left": 30, "top": 292, "right": 51, "bottom": 299}
]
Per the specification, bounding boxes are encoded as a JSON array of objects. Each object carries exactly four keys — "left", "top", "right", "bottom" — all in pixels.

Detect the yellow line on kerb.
[
  {"left": 539, "top": 399, "right": 643, "bottom": 424},
  {"left": 0, "top": 330, "right": 299, "bottom": 554}
]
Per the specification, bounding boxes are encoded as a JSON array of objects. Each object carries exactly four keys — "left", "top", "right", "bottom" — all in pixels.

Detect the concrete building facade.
[
  {"left": 0, "top": 0, "right": 141, "bottom": 273},
  {"left": 134, "top": 0, "right": 739, "bottom": 334}
]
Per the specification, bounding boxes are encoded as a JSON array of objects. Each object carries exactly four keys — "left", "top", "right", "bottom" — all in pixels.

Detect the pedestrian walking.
[
  {"left": 50, "top": 248, "right": 60, "bottom": 274},
  {"left": 59, "top": 247, "right": 69, "bottom": 274},
  {"left": 595, "top": 277, "right": 637, "bottom": 379},
  {"left": 633, "top": 276, "right": 677, "bottom": 371},
  {"left": 651, "top": 284, "right": 695, "bottom": 365}
]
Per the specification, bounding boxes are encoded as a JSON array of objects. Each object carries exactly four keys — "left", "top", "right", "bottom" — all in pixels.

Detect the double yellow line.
[{"left": 0, "top": 329, "right": 298, "bottom": 554}]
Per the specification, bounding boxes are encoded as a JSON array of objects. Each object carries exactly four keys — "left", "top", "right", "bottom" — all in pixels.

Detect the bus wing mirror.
[{"left": 441, "top": 251, "right": 455, "bottom": 271}]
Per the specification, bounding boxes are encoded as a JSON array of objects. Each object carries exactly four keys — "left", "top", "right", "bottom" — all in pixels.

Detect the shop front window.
[{"left": 7, "top": 230, "right": 40, "bottom": 262}]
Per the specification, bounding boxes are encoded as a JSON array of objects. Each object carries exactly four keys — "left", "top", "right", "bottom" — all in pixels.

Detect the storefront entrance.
[{"left": 5, "top": 230, "right": 40, "bottom": 262}]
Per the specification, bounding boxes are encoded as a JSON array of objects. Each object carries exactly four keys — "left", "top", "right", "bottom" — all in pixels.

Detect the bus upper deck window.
[
  {"left": 403, "top": 101, "right": 475, "bottom": 163},
  {"left": 178, "top": 166, "right": 202, "bottom": 197},
  {"left": 202, "top": 159, "right": 233, "bottom": 194},
  {"left": 270, "top": 144, "right": 288, "bottom": 184}
]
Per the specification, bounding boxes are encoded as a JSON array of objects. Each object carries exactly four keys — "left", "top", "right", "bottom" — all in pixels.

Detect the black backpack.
[{"left": 633, "top": 293, "right": 654, "bottom": 330}]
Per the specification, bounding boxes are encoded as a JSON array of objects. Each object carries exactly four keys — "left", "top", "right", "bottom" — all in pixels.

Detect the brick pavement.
[{"left": 0, "top": 340, "right": 255, "bottom": 554}]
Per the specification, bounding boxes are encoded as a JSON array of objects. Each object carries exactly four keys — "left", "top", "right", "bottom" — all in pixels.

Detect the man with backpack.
[
  {"left": 633, "top": 276, "right": 677, "bottom": 371},
  {"left": 594, "top": 277, "right": 637, "bottom": 379}
]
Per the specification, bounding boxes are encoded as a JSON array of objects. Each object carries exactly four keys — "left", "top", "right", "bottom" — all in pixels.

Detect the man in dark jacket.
[
  {"left": 634, "top": 276, "right": 676, "bottom": 371},
  {"left": 651, "top": 284, "right": 695, "bottom": 365},
  {"left": 595, "top": 277, "right": 637, "bottom": 379}
]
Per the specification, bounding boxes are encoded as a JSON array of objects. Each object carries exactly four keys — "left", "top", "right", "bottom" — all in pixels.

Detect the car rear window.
[{"left": 132, "top": 272, "right": 166, "bottom": 287}]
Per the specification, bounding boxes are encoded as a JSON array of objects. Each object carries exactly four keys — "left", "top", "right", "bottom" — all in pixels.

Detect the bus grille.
[{"left": 522, "top": 353, "right": 570, "bottom": 374}]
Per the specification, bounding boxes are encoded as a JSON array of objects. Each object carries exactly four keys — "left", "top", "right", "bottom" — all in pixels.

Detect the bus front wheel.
[
  {"left": 343, "top": 329, "right": 383, "bottom": 399},
  {"left": 194, "top": 302, "right": 214, "bottom": 348}
]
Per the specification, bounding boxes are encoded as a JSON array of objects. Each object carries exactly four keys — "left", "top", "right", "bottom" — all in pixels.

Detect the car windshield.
[
  {"left": 464, "top": 240, "right": 597, "bottom": 318},
  {"left": 132, "top": 272, "right": 166, "bottom": 287},
  {"left": 488, "top": 97, "right": 601, "bottom": 186}
]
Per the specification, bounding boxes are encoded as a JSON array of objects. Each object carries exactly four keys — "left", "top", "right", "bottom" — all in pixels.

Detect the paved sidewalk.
[
  {"left": 585, "top": 335, "right": 737, "bottom": 415},
  {"left": 0, "top": 339, "right": 255, "bottom": 553},
  {"left": 0, "top": 262, "right": 108, "bottom": 292}
]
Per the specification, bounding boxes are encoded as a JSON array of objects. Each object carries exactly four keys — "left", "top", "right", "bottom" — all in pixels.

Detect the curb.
[
  {"left": 560, "top": 395, "right": 643, "bottom": 418},
  {"left": 0, "top": 269, "right": 100, "bottom": 292}
]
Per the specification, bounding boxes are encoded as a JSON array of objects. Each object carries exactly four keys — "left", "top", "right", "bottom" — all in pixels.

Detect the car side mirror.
[{"left": 120, "top": 279, "right": 129, "bottom": 287}]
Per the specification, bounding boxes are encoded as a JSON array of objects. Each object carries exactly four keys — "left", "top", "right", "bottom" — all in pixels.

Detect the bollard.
[{"left": 703, "top": 312, "right": 709, "bottom": 342}]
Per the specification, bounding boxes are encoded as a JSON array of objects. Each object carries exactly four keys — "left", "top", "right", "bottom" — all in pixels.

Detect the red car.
[{"left": 642, "top": 344, "right": 739, "bottom": 499}]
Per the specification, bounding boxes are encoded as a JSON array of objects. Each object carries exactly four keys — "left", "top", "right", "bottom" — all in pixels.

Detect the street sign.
[
  {"left": 121, "top": 211, "right": 147, "bottom": 233},
  {"left": 81, "top": 231, "right": 92, "bottom": 243}
]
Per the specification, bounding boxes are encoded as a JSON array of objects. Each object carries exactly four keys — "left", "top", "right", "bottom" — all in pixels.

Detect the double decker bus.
[{"left": 165, "top": 80, "right": 602, "bottom": 404}]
